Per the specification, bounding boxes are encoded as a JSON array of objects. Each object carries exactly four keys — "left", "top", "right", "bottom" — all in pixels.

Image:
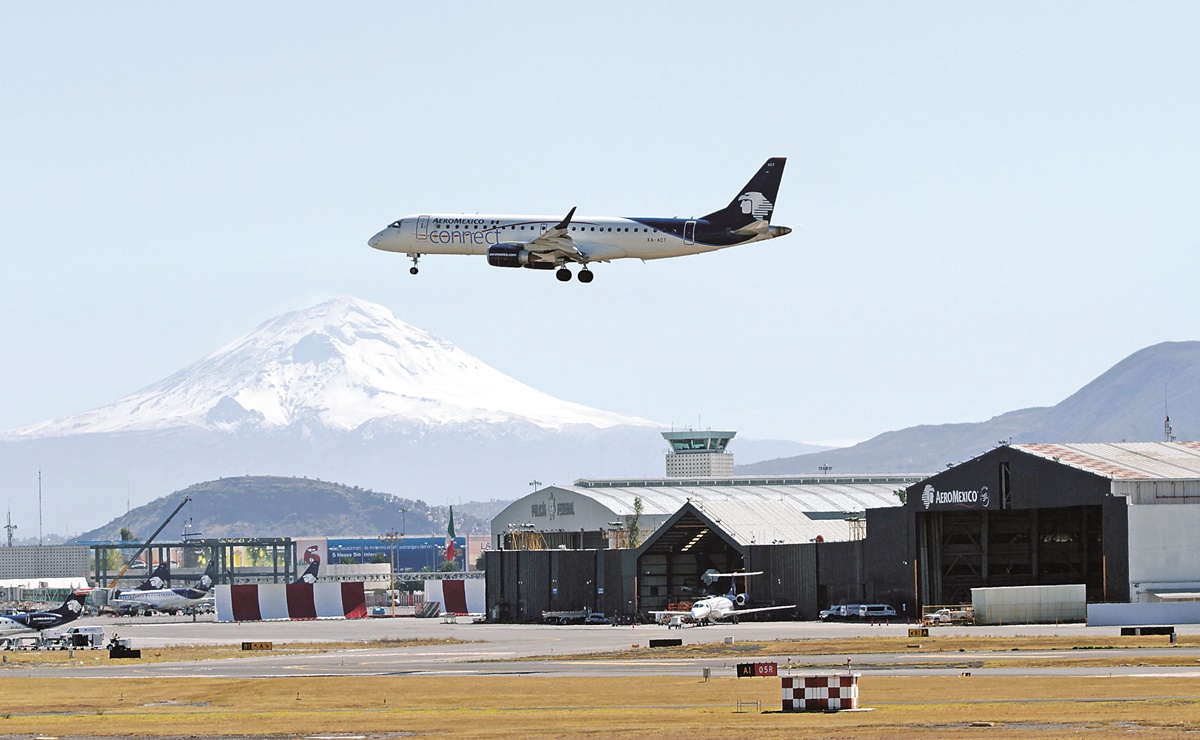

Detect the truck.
[
  {"left": 925, "top": 607, "right": 974, "bottom": 625},
  {"left": 541, "top": 608, "right": 599, "bottom": 625}
]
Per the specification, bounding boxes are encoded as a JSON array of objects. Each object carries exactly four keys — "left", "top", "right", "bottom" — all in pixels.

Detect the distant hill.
[
  {"left": 737, "top": 341, "right": 1200, "bottom": 475},
  {"left": 76, "top": 476, "right": 505, "bottom": 542}
]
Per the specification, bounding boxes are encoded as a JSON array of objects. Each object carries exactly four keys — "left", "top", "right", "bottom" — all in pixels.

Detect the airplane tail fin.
[
  {"left": 52, "top": 591, "right": 88, "bottom": 621},
  {"left": 135, "top": 561, "right": 171, "bottom": 590},
  {"left": 701, "top": 157, "right": 787, "bottom": 228},
  {"left": 195, "top": 560, "right": 217, "bottom": 594}
]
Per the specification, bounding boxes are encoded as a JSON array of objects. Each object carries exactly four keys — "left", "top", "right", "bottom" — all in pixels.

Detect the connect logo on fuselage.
[{"left": 738, "top": 191, "right": 773, "bottom": 219}]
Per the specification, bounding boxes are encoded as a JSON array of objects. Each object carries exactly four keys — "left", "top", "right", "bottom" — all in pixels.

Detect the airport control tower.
[{"left": 661, "top": 430, "right": 736, "bottom": 477}]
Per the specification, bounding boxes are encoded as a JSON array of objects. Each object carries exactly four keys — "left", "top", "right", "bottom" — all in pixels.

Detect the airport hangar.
[
  {"left": 485, "top": 434, "right": 1200, "bottom": 622},
  {"left": 485, "top": 430, "right": 926, "bottom": 621}
]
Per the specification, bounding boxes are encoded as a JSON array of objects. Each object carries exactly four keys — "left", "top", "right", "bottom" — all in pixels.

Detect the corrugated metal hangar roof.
[
  {"left": 685, "top": 498, "right": 854, "bottom": 545},
  {"left": 560, "top": 475, "right": 921, "bottom": 517},
  {"left": 1016, "top": 442, "right": 1200, "bottom": 480}
]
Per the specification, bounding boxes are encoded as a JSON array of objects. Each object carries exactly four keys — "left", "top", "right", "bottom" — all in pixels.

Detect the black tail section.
[
  {"left": 195, "top": 560, "right": 217, "bottom": 594},
  {"left": 52, "top": 591, "right": 88, "bottom": 621},
  {"left": 702, "top": 157, "right": 787, "bottom": 227},
  {"left": 136, "top": 561, "right": 171, "bottom": 590}
]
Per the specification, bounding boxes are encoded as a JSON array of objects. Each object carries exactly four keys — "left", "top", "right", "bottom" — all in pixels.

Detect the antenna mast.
[
  {"left": 4, "top": 508, "right": 15, "bottom": 547},
  {"left": 38, "top": 469, "right": 43, "bottom": 546}
]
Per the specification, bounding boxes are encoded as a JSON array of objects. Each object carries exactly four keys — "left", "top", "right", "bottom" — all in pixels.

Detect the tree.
[
  {"left": 119, "top": 527, "right": 137, "bottom": 541},
  {"left": 370, "top": 552, "right": 391, "bottom": 564},
  {"left": 625, "top": 496, "right": 644, "bottom": 549},
  {"left": 437, "top": 560, "right": 461, "bottom": 572}
]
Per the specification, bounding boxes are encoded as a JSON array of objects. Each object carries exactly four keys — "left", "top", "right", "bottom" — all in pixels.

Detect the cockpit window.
[{"left": 389, "top": 220, "right": 402, "bottom": 228}]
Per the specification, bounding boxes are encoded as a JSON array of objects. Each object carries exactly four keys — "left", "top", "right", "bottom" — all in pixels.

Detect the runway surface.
[{"left": 5, "top": 615, "right": 1198, "bottom": 680}]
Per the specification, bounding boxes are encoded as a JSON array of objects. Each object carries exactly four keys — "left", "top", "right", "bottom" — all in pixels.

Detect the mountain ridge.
[{"left": 737, "top": 340, "right": 1200, "bottom": 475}]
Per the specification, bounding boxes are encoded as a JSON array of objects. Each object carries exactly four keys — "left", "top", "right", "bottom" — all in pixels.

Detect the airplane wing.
[
  {"left": 729, "top": 604, "right": 796, "bottom": 616},
  {"left": 524, "top": 207, "right": 588, "bottom": 263}
]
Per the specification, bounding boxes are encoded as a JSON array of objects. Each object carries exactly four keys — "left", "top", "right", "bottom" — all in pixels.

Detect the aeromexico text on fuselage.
[{"left": 401, "top": 216, "right": 765, "bottom": 253}]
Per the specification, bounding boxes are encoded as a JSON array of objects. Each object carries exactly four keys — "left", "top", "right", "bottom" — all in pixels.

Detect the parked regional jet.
[
  {"left": 0, "top": 591, "right": 88, "bottom": 637},
  {"left": 368, "top": 158, "right": 791, "bottom": 282},
  {"left": 651, "top": 570, "right": 795, "bottom": 626},
  {"left": 111, "top": 561, "right": 217, "bottom": 615}
]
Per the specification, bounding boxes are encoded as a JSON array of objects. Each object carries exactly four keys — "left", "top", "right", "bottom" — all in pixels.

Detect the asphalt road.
[{"left": 5, "top": 615, "right": 1199, "bottom": 680}]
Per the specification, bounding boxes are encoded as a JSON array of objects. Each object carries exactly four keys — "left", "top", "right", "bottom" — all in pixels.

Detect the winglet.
[{"left": 553, "top": 206, "right": 577, "bottom": 230}]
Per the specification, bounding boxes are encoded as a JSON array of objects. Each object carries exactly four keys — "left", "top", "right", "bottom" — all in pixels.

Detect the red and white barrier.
[
  {"left": 215, "top": 583, "right": 367, "bottom": 622},
  {"left": 423, "top": 579, "right": 484, "bottom": 615},
  {"left": 781, "top": 675, "right": 859, "bottom": 711}
]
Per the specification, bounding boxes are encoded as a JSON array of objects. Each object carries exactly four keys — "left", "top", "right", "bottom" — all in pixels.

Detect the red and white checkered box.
[{"left": 781, "top": 674, "right": 859, "bottom": 711}]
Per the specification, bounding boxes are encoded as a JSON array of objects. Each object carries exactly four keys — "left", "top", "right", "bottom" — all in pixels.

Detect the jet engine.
[
  {"left": 735, "top": 593, "right": 749, "bottom": 607},
  {"left": 487, "top": 244, "right": 533, "bottom": 268},
  {"left": 487, "top": 244, "right": 555, "bottom": 270}
]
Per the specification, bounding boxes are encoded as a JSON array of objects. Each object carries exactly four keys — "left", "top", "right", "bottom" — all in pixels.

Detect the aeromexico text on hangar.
[{"left": 919, "top": 484, "right": 991, "bottom": 510}]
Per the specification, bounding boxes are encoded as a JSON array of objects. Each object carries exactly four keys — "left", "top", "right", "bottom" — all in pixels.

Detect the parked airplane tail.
[
  {"left": 702, "top": 157, "right": 786, "bottom": 228},
  {"left": 195, "top": 560, "right": 217, "bottom": 594},
  {"left": 136, "top": 561, "right": 171, "bottom": 590},
  {"left": 52, "top": 591, "right": 88, "bottom": 621}
]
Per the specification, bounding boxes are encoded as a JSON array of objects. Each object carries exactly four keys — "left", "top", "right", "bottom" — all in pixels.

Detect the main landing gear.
[
  {"left": 556, "top": 267, "right": 595, "bottom": 283},
  {"left": 408, "top": 253, "right": 421, "bottom": 275}
]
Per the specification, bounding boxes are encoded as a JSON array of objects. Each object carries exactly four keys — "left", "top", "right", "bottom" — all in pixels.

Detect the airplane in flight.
[
  {"left": 651, "top": 570, "right": 795, "bottom": 626},
  {"left": 368, "top": 158, "right": 791, "bottom": 282},
  {"left": 110, "top": 560, "right": 217, "bottom": 615},
  {"left": 0, "top": 591, "right": 89, "bottom": 638}
]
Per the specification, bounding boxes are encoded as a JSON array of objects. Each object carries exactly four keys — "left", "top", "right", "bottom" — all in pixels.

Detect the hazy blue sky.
[{"left": 3, "top": 3, "right": 1199, "bottom": 446}]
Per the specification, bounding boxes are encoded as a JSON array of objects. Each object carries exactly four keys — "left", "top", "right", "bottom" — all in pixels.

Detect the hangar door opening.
[
  {"left": 635, "top": 510, "right": 742, "bottom": 615},
  {"left": 919, "top": 505, "right": 1104, "bottom": 604}
]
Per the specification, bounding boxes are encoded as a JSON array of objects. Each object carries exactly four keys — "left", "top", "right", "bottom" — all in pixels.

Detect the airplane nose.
[{"left": 368, "top": 231, "right": 384, "bottom": 249}]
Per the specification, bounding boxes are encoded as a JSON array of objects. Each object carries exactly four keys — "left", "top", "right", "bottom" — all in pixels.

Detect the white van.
[{"left": 857, "top": 604, "right": 897, "bottom": 619}]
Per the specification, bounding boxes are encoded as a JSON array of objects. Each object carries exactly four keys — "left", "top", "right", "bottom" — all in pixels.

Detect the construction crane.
[{"left": 106, "top": 496, "right": 192, "bottom": 589}]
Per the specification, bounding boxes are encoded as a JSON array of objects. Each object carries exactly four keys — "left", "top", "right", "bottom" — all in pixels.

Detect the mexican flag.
[{"left": 445, "top": 506, "right": 456, "bottom": 563}]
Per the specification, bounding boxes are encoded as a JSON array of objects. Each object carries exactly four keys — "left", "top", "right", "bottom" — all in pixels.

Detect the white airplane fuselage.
[
  {"left": 370, "top": 214, "right": 787, "bottom": 260},
  {"left": 690, "top": 596, "right": 737, "bottom": 623},
  {"left": 114, "top": 588, "right": 205, "bottom": 613}
]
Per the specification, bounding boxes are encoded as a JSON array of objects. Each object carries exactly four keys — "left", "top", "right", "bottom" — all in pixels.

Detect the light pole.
[{"left": 380, "top": 529, "right": 401, "bottom": 617}]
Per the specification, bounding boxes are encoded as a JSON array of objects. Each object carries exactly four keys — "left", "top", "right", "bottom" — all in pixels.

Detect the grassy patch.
[
  {"left": 0, "top": 637, "right": 470, "bottom": 668},
  {"left": 519, "top": 634, "right": 1199, "bottom": 663},
  {"left": 0, "top": 675, "right": 1196, "bottom": 738}
]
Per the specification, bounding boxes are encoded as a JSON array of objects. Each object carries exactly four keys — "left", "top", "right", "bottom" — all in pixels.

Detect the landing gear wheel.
[
  {"left": 578, "top": 269, "right": 594, "bottom": 284},
  {"left": 409, "top": 266, "right": 419, "bottom": 275},
  {"left": 556, "top": 268, "right": 572, "bottom": 282}
]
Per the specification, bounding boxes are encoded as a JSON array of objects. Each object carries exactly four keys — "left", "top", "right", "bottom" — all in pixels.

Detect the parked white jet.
[
  {"left": 111, "top": 561, "right": 216, "bottom": 615},
  {"left": 368, "top": 158, "right": 791, "bottom": 282},
  {"left": 651, "top": 570, "right": 795, "bottom": 626}
]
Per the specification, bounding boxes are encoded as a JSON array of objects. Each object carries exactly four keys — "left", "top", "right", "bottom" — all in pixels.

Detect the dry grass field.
[
  {"left": 2, "top": 633, "right": 1199, "bottom": 737},
  {"left": 0, "top": 674, "right": 1198, "bottom": 738}
]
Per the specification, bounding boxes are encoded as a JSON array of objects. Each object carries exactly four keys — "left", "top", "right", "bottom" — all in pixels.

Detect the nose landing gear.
[{"left": 408, "top": 253, "right": 421, "bottom": 275}]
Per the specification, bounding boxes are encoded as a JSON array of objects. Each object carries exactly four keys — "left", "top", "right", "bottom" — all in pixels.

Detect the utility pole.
[
  {"left": 380, "top": 529, "right": 402, "bottom": 617},
  {"left": 38, "top": 470, "right": 43, "bottom": 546}
]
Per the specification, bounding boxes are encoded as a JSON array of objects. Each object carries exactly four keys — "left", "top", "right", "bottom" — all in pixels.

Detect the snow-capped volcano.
[{"left": 9, "top": 297, "right": 656, "bottom": 438}]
